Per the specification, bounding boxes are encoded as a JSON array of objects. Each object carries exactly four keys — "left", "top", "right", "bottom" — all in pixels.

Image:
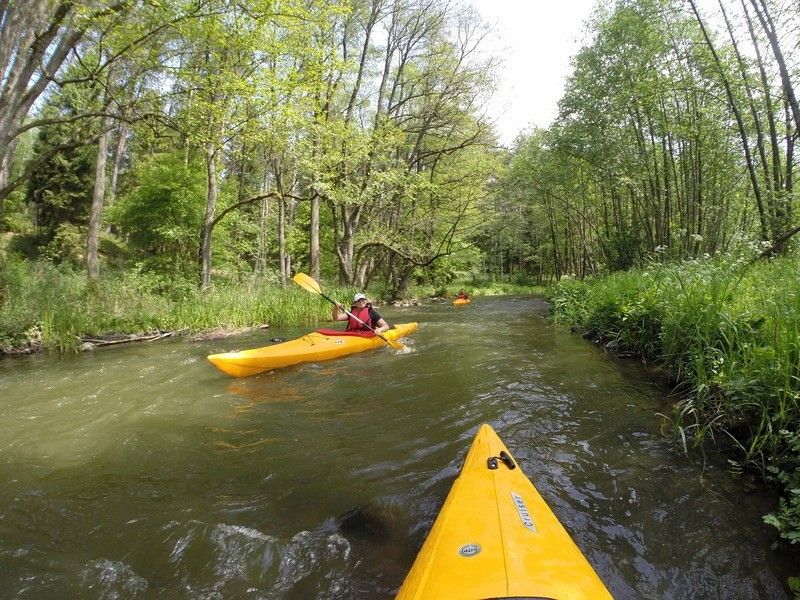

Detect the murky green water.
[{"left": 0, "top": 296, "right": 794, "bottom": 598}]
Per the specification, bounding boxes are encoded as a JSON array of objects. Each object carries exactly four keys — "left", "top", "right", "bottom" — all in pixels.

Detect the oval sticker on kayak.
[
  {"left": 458, "top": 544, "right": 481, "bottom": 557},
  {"left": 511, "top": 492, "right": 537, "bottom": 532}
]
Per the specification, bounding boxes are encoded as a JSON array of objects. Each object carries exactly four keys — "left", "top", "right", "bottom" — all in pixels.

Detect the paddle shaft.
[{"left": 320, "top": 291, "right": 395, "bottom": 346}]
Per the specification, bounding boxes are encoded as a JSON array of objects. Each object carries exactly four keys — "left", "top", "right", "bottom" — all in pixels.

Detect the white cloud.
[{"left": 468, "top": 0, "right": 598, "bottom": 146}]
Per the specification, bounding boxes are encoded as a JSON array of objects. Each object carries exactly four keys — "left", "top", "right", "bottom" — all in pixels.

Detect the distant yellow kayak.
[
  {"left": 396, "top": 424, "right": 613, "bottom": 600},
  {"left": 452, "top": 298, "right": 470, "bottom": 306},
  {"left": 207, "top": 322, "right": 418, "bottom": 377}
]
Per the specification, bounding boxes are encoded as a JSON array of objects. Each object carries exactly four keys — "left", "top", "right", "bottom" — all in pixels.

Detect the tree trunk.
[
  {"left": 199, "top": 142, "right": 218, "bottom": 290},
  {"left": 721, "top": 0, "right": 775, "bottom": 229},
  {"left": 278, "top": 194, "right": 286, "bottom": 286},
  {"left": 0, "top": 137, "right": 15, "bottom": 205},
  {"left": 0, "top": 1, "right": 128, "bottom": 207},
  {"left": 87, "top": 114, "right": 111, "bottom": 283},
  {"left": 107, "top": 123, "right": 128, "bottom": 202},
  {"left": 310, "top": 193, "right": 320, "bottom": 280},
  {"left": 105, "top": 121, "right": 128, "bottom": 233},
  {"left": 688, "top": 0, "right": 769, "bottom": 241},
  {"left": 255, "top": 147, "right": 270, "bottom": 278},
  {"left": 355, "top": 257, "right": 369, "bottom": 289},
  {"left": 749, "top": 0, "right": 800, "bottom": 135},
  {"left": 256, "top": 194, "right": 270, "bottom": 277},
  {"left": 337, "top": 206, "right": 359, "bottom": 284}
]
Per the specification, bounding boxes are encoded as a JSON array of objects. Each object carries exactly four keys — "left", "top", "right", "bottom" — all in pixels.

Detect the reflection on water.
[
  {"left": 227, "top": 381, "right": 308, "bottom": 415},
  {"left": 0, "top": 297, "right": 794, "bottom": 598}
]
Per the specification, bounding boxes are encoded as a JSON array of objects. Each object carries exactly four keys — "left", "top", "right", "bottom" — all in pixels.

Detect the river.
[{"left": 0, "top": 295, "right": 794, "bottom": 598}]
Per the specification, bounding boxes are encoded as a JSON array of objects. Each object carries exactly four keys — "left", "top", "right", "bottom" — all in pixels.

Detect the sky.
[{"left": 468, "top": 0, "right": 599, "bottom": 146}]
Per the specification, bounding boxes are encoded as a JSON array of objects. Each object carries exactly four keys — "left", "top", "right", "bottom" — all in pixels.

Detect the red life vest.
[{"left": 346, "top": 305, "right": 373, "bottom": 331}]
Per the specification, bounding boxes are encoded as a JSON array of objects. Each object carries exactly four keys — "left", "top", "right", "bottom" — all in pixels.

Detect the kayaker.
[
  {"left": 333, "top": 293, "right": 390, "bottom": 334},
  {"left": 456, "top": 289, "right": 470, "bottom": 300}
]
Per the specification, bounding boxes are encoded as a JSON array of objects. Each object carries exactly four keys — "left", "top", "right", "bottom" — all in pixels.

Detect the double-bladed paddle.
[{"left": 292, "top": 272, "right": 406, "bottom": 351}]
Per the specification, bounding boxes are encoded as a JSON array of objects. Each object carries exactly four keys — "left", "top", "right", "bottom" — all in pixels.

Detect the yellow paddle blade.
[
  {"left": 382, "top": 335, "right": 405, "bottom": 351},
  {"left": 388, "top": 338, "right": 409, "bottom": 352},
  {"left": 292, "top": 272, "right": 321, "bottom": 295}
]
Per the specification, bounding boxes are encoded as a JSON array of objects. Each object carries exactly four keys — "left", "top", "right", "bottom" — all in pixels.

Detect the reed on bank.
[
  {"left": 548, "top": 254, "right": 800, "bottom": 547},
  {"left": 0, "top": 257, "right": 357, "bottom": 353}
]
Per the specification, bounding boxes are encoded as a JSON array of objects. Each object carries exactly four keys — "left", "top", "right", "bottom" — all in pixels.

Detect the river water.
[{"left": 0, "top": 296, "right": 794, "bottom": 599}]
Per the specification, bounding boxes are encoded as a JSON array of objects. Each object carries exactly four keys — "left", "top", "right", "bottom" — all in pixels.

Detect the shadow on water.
[{"left": 0, "top": 295, "right": 795, "bottom": 598}]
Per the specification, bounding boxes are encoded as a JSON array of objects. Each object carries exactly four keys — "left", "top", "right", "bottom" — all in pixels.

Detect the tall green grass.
[
  {"left": 0, "top": 256, "right": 350, "bottom": 353},
  {"left": 548, "top": 255, "right": 800, "bottom": 547}
]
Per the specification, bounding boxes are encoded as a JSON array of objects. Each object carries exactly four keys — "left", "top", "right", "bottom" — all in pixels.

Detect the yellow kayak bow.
[{"left": 396, "top": 424, "right": 613, "bottom": 599}]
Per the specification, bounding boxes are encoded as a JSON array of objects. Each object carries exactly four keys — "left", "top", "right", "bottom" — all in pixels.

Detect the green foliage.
[
  {"left": 548, "top": 254, "right": 800, "bottom": 543},
  {"left": 0, "top": 255, "right": 89, "bottom": 352},
  {"left": 39, "top": 223, "right": 86, "bottom": 266},
  {"left": 602, "top": 231, "right": 642, "bottom": 272},
  {"left": 25, "top": 77, "right": 100, "bottom": 241},
  {"left": 110, "top": 151, "right": 205, "bottom": 280},
  {"left": 487, "top": 0, "right": 787, "bottom": 283},
  {"left": 5, "top": 0, "right": 499, "bottom": 296},
  {"left": 411, "top": 247, "right": 485, "bottom": 290},
  {"left": 763, "top": 430, "right": 800, "bottom": 546},
  {"left": 789, "top": 576, "right": 800, "bottom": 599},
  {"left": 0, "top": 187, "right": 32, "bottom": 235},
  {"left": 548, "top": 278, "right": 591, "bottom": 324},
  {"left": 410, "top": 277, "right": 542, "bottom": 300},
  {"left": 0, "top": 254, "right": 334, "bottom": 353}
]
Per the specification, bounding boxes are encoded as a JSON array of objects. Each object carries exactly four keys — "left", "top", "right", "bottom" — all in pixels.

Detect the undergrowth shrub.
[
  {"left": 548, "top": 254, "right": 800, "bottom": 546},
  {"left": 0, "top": 256, "right": 342, "bottom": 352}
]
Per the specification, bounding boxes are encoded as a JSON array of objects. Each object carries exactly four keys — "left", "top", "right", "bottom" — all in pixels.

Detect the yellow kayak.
[
  {"left": 396, "top": 424, "right": 613, "bottom": 600},
  {"left": 207, "top": 322, "right": 417, "bottom": 377},
  {"left": 452, "top": 298, "right": 470, "bottom": 306}
]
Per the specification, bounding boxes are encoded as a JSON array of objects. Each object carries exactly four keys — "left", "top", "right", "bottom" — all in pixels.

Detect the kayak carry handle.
[{"left": 487, "top": 451, "right": 516, "bottom": 470}]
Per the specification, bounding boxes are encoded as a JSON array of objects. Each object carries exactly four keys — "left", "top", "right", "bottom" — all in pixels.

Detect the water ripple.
[{"left": 0, "top": 297, "right": 794, "bottom": 598}]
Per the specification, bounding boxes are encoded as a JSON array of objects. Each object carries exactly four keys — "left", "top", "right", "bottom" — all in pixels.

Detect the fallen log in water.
[{"left": 79, "top": 331, "right": 176, "bottom": 350}]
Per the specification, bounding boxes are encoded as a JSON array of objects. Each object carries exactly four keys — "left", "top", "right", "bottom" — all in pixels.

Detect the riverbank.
[
  {"left": 0, "top": 255, "right": 541, "bottom": 356},
  {"left": 410, "top": 279, "right": 545, "bottom": 299},
  {"left": 546, "top": 254, "right": 800, "bottom": 564},
  {"left": 0, "top": 258, "right": 364, "bottom": 355}
]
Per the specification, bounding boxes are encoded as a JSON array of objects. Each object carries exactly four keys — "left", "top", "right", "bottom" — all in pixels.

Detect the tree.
[
  {"left": 25, "top": 83, "right": 100, "bottom": 245},
  {"left": 304, "top": 0, "right": 497, "bottom": 289},
  {"left": 490, "top": 0, "right": 792, "bottom": 280},
  {"left": 110, "top": 151, "right": 206, "bottom": 279},
  {"left": 0, "top": 0, "right": 129, "bottom": 208},
  {"left": 172, "top": 0, "right": 330, "bottom": 289}
]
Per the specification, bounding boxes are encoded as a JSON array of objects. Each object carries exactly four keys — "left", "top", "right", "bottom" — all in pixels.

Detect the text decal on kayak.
[
  {"left": 458, "top": 544, "right": 481, "bottom": 557},
  {"left": 511, "top": 492, "right": 537, "bottom": 532}
]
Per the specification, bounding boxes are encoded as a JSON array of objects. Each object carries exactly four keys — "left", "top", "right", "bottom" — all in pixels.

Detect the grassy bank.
[
  {"left": 410, "top": 278, "right": 545, "bottom": 299},
  {"left": 547, "top": 255, "right": 800, "bottom": 550},
  {"left": 0, "top": 257, "right": 358, "bottom": 354}
]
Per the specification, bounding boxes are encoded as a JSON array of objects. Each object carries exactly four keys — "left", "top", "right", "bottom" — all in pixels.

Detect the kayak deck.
[
  {"left": 396, "top": 424, "right": 613, "bottom": 599},
  {"left": 207, "top": 322, "right": 418, "bottom": 377},
  {"left": 452, "top": 298, "right": 470, "bottom": 306}
]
